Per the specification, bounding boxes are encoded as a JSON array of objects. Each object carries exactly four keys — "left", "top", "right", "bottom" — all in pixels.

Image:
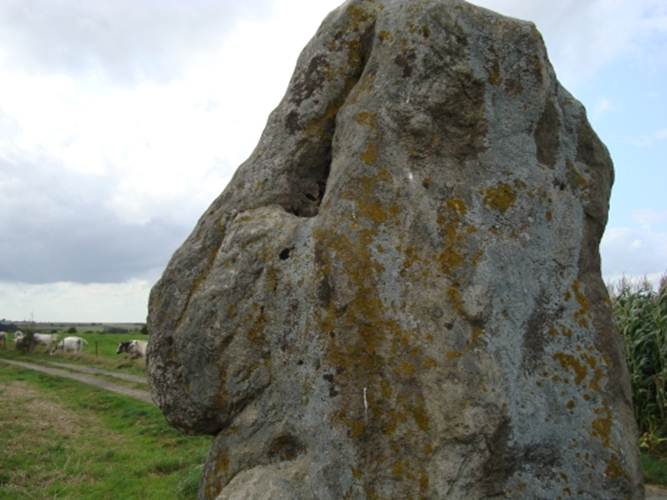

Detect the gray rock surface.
[{"left": 147, "top": 0, "right": 643, "bottom": 498}]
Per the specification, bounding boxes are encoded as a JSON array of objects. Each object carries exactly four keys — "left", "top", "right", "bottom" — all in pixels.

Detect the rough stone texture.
[{"left": 147, "top": 0, "right": 643, "bottom": 498}]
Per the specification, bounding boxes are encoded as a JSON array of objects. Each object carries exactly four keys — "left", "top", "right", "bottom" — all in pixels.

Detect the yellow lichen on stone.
[
  {"left": 355, "top": 111, "right": 377, "bottom": 129},
  {"left": 483, "top": 182, "right": 516, "bottom": 213},
  {"left": 361, "top": 142, "right": 379, "bottom": 165},
  {"left": 572, "top": 280, "right": 590, "bottom": 328},
  {"left": 553, "top": 352, "right": 588, "bottom": 385},
  {"left": 378, "top": 30, "right": 393, "bottom": 42},
  {"left": 488, "top": 59, "right": 501, "bottom": 86},
  {"left": 592, "top": 407, "right": 612, "bottom": 448},
  {"left": 605, "top": 454, "right": 629, "bottom": 480}
]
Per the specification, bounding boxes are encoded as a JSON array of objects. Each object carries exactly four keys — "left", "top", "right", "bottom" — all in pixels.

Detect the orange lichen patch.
[
  {"left": 264, "top": 266, "right": 279, "bottom": 292},
  {"left": 470, "top": 326, "right": 484, "bottom": 345},
  {"left": 446, "top": 351, "right": 463, "bottom": 360},
  {"left": 553, "top": 353, "right": 588, "bottom": 385},
  {"left": 361, "top": 142, "right": 379, "bottom": 165},
  {"left": 582, "top": 353, "right": 597, "bottom": 369},
  {"left": 440, "top": 248, "right": 464, "bottom": 271},
  {"left": 347, "top": 4, "right": 373, "bottom": 28},
  {"left": 392, "top": 460, "right": 404, "bottom": 478},
  {"left": 488, "top": 59, "right": 501, "bottom": 86},
  {"left": 561, "top": 326, "right": 573, "bottom": 338},
  {"left": 422, "top": 357, "right": 437, "bottom": 369},
  {"left": 566, "top": 160, "right": 589, "bottom": 190},
  {"left": 592, "top": 407, "right": 612, "bottom": 448},
  {"left": 548, "top": 326, "right": 558, "bottom": 337},
  {"left": 357, "top": 199, "right": 389, "bottom": 224},
  {"left": 397, "top": 361, "right": 416, "bottom": 377},
  {"left": 437, "top": 199, "right": 474, "bottom": 276},
  {"left": 590, "top": 368, "right": 605, "bottom": 392},
  {"left": 419, "top": 472, "right": 430, "bottom": 494},
  {"left": 378, "top": 30, "right": 393, "bottom": 43},
  {"left": 605, "top": 454, "right": 629, "bottom": 481},
  {"left": 545, "top": 210, "right": 553, "bottom": 221},
  {"left": 447, "top": 198, "right": 467, "bottom": 216},
  {"left": 412, "top": 401, "right": 430, "bottom": 432},
  {"left": 483, "top": 182, "right": 516, "bottom": 213},
  {"left": 350, "top": 420, "right": 365, "bottom": 439},
  {"left": 447, "top": 287, "right": 464, "bottom": 315},
  {"left": 226, "top": 303, "right": 237, "bottom": 318},
  {"left": 572, "top": 281, "right": 590, "bottom": 328},
  {"left": 402, "top": 245, "right": 420, "bottom": 271},
  {"left": 245, "top": 307, "right": 268, "bottom": 345},
  {"left": 355, "top": 111, "right": 377, "bottom": 129},
  {"left": 216, "top": 451, "right": 230, "bottom": 473}
]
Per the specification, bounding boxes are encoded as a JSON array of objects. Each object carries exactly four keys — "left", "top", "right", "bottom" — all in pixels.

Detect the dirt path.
[
  {"left": 648, "top": 485, "right": 667, "bottom": 500},
  {"left": 0, "top": 358, "right": 153, "bottom": 405},
  {"left": 46, "top": 361, "right": 148, "bottom": 385}
]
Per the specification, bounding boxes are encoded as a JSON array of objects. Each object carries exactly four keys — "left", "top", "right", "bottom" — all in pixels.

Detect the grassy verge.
[
  {"left": 642, "top": 452, "right": 667, "bottom": 486},
  {"left": 0, "top": 364, "right": 211, "bottom": 499}
]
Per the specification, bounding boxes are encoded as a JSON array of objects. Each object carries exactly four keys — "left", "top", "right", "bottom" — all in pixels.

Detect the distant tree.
[
  {"left": 66, "top": 327, "right": 77, "bottom": 334},
  {"left": 140, "top": 324, "right": 148, "bottom": 335},
  {"left": 104, "top": 326, "right": 128, "bottom": 334},
  {"left": 16, "top": 330, "right": 36, "bottom": 353}
]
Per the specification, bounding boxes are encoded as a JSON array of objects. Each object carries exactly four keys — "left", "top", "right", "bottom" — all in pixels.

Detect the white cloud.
[
  {"left": 0, "top": 0, "right": 663, "bottom": 321},
  {"left": 0, "top": 280, "right": 152, "bottom": 323},
  {"left": 630, "top": 128, "right": 667, "bottom": 148},
  {"left": 601, "top": 215, "right": 667, "bottom": 284},
  {"left": 593, "top": 98, "right": 614, "bottom": 118}
]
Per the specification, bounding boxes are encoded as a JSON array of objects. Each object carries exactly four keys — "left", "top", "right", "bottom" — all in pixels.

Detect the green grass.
[
  {"left": 0, "top": 364, "right": 211, "bottom": 499},
  {"left": 641, "top": 452, "right": 667, "bottom": 486}
]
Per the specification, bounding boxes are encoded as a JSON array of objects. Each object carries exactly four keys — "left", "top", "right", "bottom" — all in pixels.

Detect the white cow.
[
  {"left": 33, "top": 333, "right": 59, "bottom": 349},
  {"left": 116, "top": 340, "right": 148, "bottom": 358},
  {"left": 13, "top": 330, "right": 24, "bottom": 342},
  {"left": 51, "top": 336, "right": 88, "bottom": 354},
  {"left": 0, "top": 331, "right": 6, "bottom": 349}
]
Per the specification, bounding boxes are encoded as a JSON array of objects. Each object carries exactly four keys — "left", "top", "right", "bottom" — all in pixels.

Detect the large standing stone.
[{"left": 147, "top": 0, "right": 643, "bottom": 498}]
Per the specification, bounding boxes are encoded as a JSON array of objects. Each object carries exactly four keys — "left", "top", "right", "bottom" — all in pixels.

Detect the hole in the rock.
[
  {"left": 267, "top": 434, "right": 305, "bottom": 462},
  {"left": 305, "top": 193, "right": 317, "bottom": 201},
  {"left": 279, "top": 248, "right": 292, "bottom": 260}
]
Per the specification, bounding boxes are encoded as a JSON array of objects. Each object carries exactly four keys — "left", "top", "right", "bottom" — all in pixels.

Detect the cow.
[
  {"left": 117, "top": 340, "right": 148, "bottom": 359},
  {"left": 0, "top": 331, "right": 6, "bottom": 349},
  {"left": 13, "top": 330, "right": 24, "bottom": 342},
  {"left": 51, "top": 336, "right": 88, "bottom": 354},
  {"left": 33, "top": 333, "right": 59, "bottom": 349}
]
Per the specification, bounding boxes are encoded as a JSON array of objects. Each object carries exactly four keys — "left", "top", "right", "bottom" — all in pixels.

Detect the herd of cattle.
[{"left": 0, "top": 330, "right": 147, "bottom": 359}]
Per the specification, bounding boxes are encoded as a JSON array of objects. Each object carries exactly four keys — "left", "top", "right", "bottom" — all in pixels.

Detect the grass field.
[
  {"left": 0, "top": 331, "right": 212, "bottom": 499},
  {"left": 1, "top": 331, "right": 147, "bottom": 376},
  {"left": 0, "top": 363, "right": 211, "bottom": 499}
]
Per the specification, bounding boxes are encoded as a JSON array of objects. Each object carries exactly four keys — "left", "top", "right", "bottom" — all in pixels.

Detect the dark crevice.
[
  {"left": 267, "top": 434, "right": 306, "bottom": 462},
  {"left": 283, "top": 17, "right": 377, "bottom": 219},
  {"left": 279, "top": 247, "right": 292, "bottom": 260}
]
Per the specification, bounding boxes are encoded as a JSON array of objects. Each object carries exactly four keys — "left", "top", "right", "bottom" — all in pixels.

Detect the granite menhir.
[{"left": 147, "top": 1, "right": 643, "bottom": 498}]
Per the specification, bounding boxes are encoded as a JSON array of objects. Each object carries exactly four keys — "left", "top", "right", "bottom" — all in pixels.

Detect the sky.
[{"left": 0, "top": 0, "right": 665, "bottom": 322}]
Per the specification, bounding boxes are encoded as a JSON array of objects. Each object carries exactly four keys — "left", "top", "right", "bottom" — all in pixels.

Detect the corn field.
[{"left": 612, "top": 277, "right": 667, "bottom": 451}]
